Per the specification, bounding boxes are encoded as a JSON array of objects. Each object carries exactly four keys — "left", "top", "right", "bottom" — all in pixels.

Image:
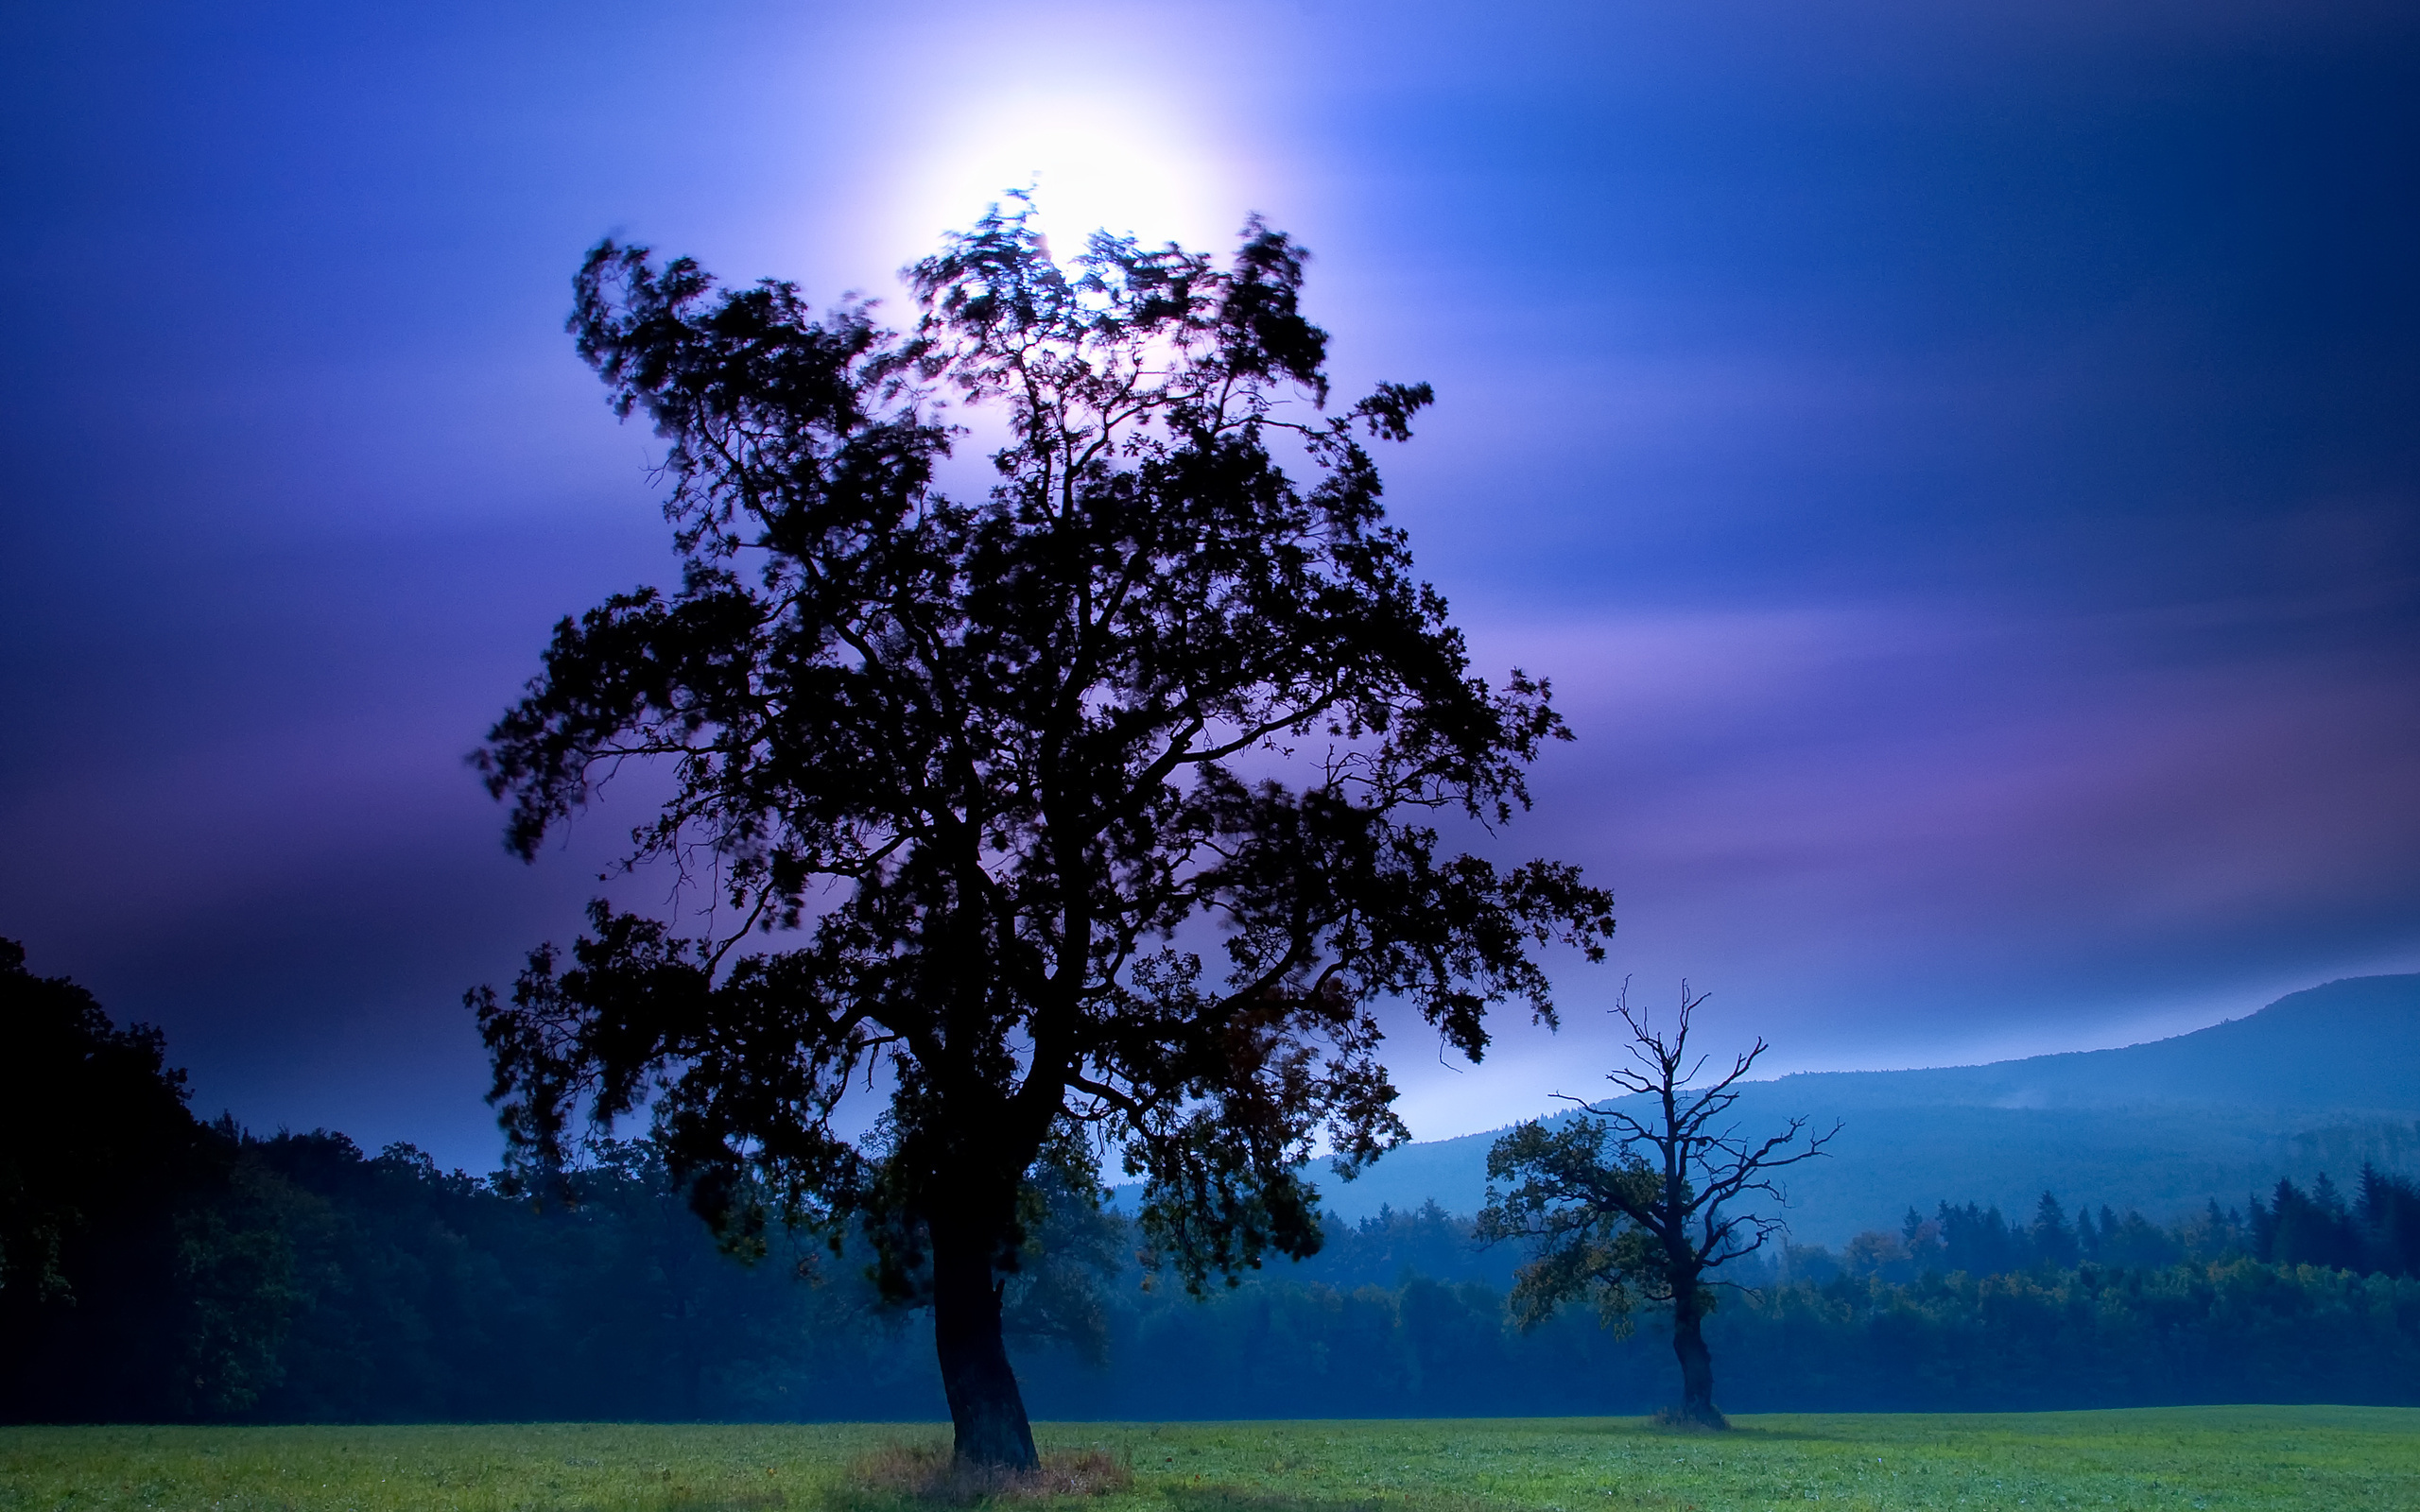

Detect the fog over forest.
[{"left": 9, "top": 949, "right": 2415, "bottom": 1423}]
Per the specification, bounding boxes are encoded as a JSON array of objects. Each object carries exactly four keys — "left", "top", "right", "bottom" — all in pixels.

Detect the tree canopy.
[
  {"left": 0, "top": 938, "right": 239, "bottom": 1420},
  {"left": 0, "top": 938, "right": 208, "bottom": 1305},
  {"left": 471, "top": 200, "right": 1613, "bottom": 1466}
]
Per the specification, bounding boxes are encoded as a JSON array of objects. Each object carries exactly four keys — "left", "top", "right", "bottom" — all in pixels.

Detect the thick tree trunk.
[
  {"left": 1669, "top": 1284, "right": 1727, "bottom": 1429},
  {"left": 931, "top": 1221, "right": 1039, "bottom": 1470}
]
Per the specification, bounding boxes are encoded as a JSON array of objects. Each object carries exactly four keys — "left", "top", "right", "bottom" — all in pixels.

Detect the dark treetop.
[{"left": 469, "top": 202, "right": 1612, "bottom": 1464}]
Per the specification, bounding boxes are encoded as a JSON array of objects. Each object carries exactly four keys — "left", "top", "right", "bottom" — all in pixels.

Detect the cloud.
[{"left": 3, "top": 0, "right": 2413, "bottom": 1157}]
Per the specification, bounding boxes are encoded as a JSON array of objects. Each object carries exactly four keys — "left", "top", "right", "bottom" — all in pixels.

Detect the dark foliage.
[
  {"left": 1824, "top": 1174, "right": 2420, "bottom": 1288},
  {"left": 0, "top": 939, "right": 234, "bottom": 1420},
  {"left": 18, "top": 1132, "right": 2420, "bottom": 1423},
  {"left": 16, "top": 948, "right": 2415, "bottom": 1424},
  {"left": 216, "top": 1131, "right": 951, "bottom": 1423},
  {"left": 2252, "top": 1168, "right": 2420, "bottom": 1276},
  {"left": 469, "top": 201, "right": 1611, "bottom": 1463}
]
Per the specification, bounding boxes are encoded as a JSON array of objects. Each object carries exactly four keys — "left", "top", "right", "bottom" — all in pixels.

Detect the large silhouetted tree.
[
  {"left": 470, "top": 199, "right": 1613, "bottom": 1467},
  {"left": 1479, "top": 984, "right": 1832, "bottom": 1428}
]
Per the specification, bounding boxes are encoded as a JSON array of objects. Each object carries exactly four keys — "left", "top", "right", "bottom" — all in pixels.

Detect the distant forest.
[{"left": 9, "top": 943, "right": 2420, "bottom": 1424}]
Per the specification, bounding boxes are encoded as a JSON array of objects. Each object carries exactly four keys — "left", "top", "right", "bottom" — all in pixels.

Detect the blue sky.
[{"left": 4, "top": 0, "right": 2415, "bottom": 1170}]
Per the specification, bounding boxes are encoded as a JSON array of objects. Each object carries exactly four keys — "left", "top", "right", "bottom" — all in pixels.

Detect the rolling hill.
[{"left": 1308, "top": 973, "right": 2420, "bottom": 1246}]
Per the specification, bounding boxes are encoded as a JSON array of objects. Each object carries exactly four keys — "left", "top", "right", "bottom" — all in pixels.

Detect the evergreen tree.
[{"left": 2030, "top": 1193, "right": 2079, "bottom": 1270}]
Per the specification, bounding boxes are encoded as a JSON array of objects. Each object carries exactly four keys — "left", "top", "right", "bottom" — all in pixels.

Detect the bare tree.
[{"left": 1479, "top": 983, "right": 1835, "bottom": 1427}]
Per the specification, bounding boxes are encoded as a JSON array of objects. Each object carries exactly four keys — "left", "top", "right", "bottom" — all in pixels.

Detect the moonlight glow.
[{"left": 891, "top": 89, "right": 1243, "bottom": 258}]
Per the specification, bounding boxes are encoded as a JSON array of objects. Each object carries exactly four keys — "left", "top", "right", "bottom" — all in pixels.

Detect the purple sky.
[{"left": 4, "top": 0, "right": 2415, "bottom": 1172}]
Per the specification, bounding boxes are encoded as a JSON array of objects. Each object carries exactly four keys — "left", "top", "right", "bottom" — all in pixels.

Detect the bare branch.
[{"left": 1484, "top": 978, "right": 1833, "bottom": 1427}]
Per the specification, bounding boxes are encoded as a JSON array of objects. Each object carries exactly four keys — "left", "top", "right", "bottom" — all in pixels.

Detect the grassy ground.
[{"left": 4, "top": 1408, "right": 2413, "bottom": 1512}]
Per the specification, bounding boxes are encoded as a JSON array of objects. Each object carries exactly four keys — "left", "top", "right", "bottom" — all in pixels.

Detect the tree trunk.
[
  {"left": 1670, "top": 1282, "right": 1727, "bottom": 1428},
  {"left": 931, "top": 1220, "right": 1039, "bottom": 1470}
]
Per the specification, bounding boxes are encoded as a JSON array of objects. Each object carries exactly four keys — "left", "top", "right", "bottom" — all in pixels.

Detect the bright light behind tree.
[{"left": 891, "top": 88, "right": 1243, "bottom": 259}]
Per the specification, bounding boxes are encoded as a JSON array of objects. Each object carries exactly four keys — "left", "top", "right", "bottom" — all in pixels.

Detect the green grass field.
[{"left": 5, "top": 1408, "right": 2413, "bottom": 1512}]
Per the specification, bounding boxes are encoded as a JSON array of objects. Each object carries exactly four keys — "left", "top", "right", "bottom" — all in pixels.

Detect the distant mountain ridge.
[
  {"left": 1307, "top": 973, "right": 2420, "bottom": 1246},
  {"left": 1755, "top": 973, "right": 2420, "bottom": 1113}
]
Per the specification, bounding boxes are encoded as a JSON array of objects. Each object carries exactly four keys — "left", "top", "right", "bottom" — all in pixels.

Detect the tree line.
[
  {"left": 9, "top": 939, "right": 2418, "bottom": 1422},
  {"left": 0, "top": 940, "right": 923, "bottom": 1423},
  {"left": 1792, "top": 1173, "right": 2420, "bottom": 1286}
]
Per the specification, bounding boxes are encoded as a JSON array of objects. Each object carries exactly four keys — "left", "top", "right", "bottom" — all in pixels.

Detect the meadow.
[{"left": 5, "top": 1408, "right": 2415, "bottom": 1512}]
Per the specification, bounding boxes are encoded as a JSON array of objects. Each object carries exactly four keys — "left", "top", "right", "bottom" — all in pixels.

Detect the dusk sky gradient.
[{"left": 4, "top": 0, "right": 2416, "bottom": 1173}]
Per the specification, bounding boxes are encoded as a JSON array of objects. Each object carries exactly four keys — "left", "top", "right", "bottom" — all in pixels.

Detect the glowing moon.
[{"left": 890, "top": 87, "right": 1245, "bottom": 262}]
